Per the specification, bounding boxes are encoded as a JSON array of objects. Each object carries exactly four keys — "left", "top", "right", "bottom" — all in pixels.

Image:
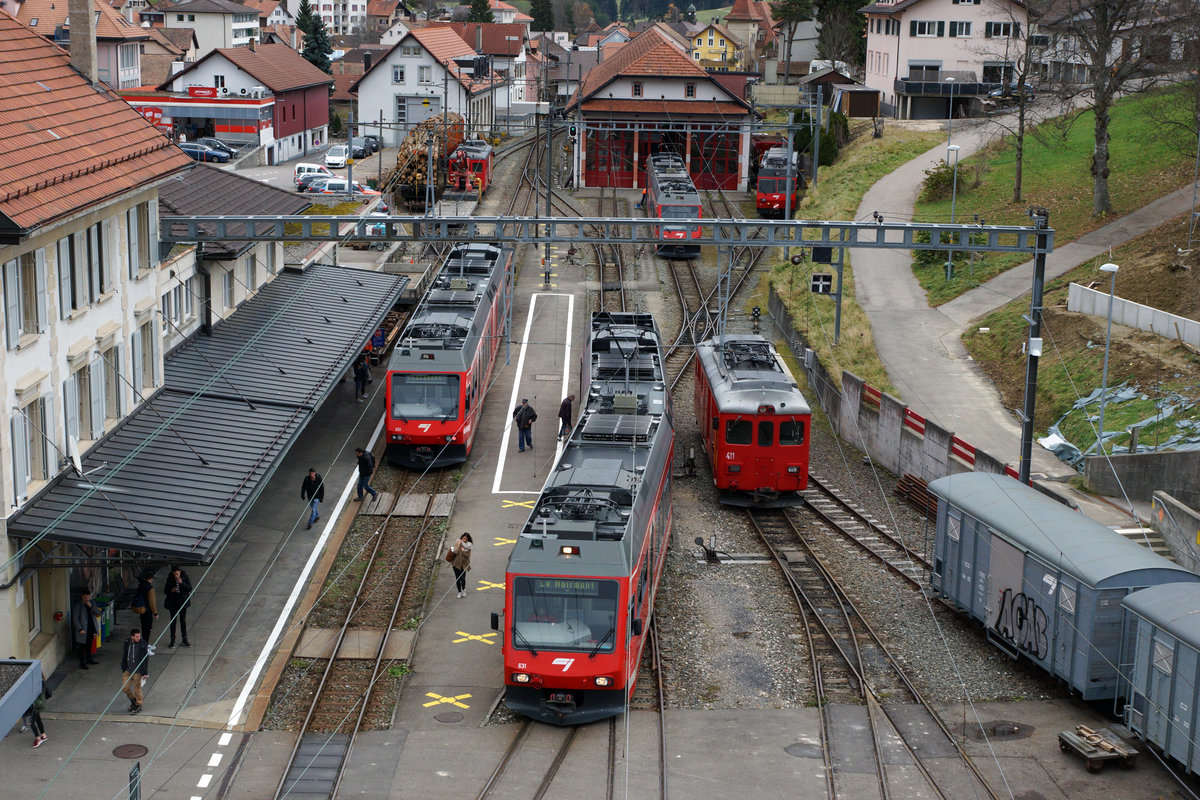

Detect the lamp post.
[
  {"left": 1097, "top": 262, "right": 1119, "bottom": 455},
  {"left": 946, "top": 143, "right": 960, "bottom": 280},
  {"left": 945, "top": 76, "right": 955, "bottom": 148}
]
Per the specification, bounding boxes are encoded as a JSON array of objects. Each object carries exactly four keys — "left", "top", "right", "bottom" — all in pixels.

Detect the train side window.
[
  {"left": 725, "top": 419, "right": 752, "bottom": 444},
  {"left": 779, "top": 420, "right": 805, "bottom": 445},
  {"left": 758, "top": 421, "right": 773, "bottom": 446},
  {"left": 712, "top": 416, "right": 718, "bottom": 431}
]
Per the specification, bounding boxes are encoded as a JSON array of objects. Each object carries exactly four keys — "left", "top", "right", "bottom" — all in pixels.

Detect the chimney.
[
  {"left": 68, "top": 0, "right": 99, "bottom": 83},
  {"left": 476, "top": 25, "right": 482, "bottom": 53},
  {"left": 249, "top": 37, "right": 256, "bottom": 51},
  {"left": 364, "top": 52, "right": 372, "bottom": 72}
]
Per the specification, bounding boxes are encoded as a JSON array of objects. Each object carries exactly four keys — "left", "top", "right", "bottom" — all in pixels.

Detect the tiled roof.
[
  {"left": 145, "top": 25, "right": 187, "bottom": 54},
  {"left": 725, "top": 0, "right": 762, "bottom": 21},
  {"left": 157, "top": 25, "right": 198, "bottom": 49},
  {"left": 238, "top": 0, "right": 281, "bottom": 16},
  {"left": 489, "top": 0, "right": 516, "bottom": 9},
  {"left": 331, "top": 72, "right": 357, "bottom": 101},
  {"left": 431, "top": 22, "right": 527, "bottom": 56},
  {"left": 163, "top": 44, "right": 333, "bottom": 92},
  {"left": 355, "top": 27, "right": 502, "bottom": 93},
  {"left": 573, "top": 27, "right": 706, "bottom": 103},
  {"left": 17, "top": 0, "right": 150, "bottom": 40},
  {"left": 160, "top": 0, "right": 258, "bottom": 12},
  {"left": 366, "top": 0, "right": 396, "bottom": 16},
  {"left": 0, "top": 11, "right": 191, "bottom": 237},
  {"left": 157, "top": 163, "right": 311, "bottom": 257}
]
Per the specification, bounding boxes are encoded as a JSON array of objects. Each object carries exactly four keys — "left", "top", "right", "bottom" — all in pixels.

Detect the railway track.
[
  {"left": 272, "top": 469, "right": 447, "bottom": 800},
  {"left": 747, "top": 507, "right": 997, "bottom": 800}
]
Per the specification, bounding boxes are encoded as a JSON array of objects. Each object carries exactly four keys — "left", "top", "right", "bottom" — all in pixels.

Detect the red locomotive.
[
  {"left": 383, "top": 243, "right": 512, "bottom": 468},
  {"left": 446, "top": 139, "right": 494, "bottom": 198},
  {"left": 493, "top": 312, "right": 674, "bottom": 725},
  {"left": 755, "top": 145, "right": 806, "bottom": 219},
  {"left": 694, "top": 334, "right": 811, "bottom": 506},
  {"left": 644, "top": 152, "right": 702, "bottom": 259}
]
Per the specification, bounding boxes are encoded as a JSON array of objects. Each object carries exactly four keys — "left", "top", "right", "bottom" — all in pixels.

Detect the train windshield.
[
  {"left": 780, "top": 419, "right": 805, "bottom": 445},
  {"left": 661, "top": 204, "right": 701, "bottom": 220},
  {"left": 512, "top": 577, "right": 619, "bottom": 653},
  {"left": 391, "top": 373, "right": 460, "bottom": 420}
]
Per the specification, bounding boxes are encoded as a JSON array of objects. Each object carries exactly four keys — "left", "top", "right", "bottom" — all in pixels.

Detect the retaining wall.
[
  {"left": 1067, "top": 283, "right": 1200, "bottom": 348},
  {"left": 1151, "top": 491, "right": 1200, "bottom": 573},
  {"left": 1085, "top": 450, "right": 1200, "bottom": 508}
]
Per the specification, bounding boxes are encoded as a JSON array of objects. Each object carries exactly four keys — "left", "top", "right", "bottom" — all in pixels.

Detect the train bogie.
[{"left": 694, "top": 336, "right": 811, "bottom": 506}]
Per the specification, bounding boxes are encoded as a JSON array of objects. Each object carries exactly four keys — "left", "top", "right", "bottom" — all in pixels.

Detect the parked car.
[
  {"left": 179, "top": 142, "right": 230, "bottom": 163},
  {"left": 300, "top": 176, "right": 337, "bottom": 193},
  {"left": 362, "top": 134, "right": 381, "bottom": 153},
  {"left": 349, "top": 137, "right": 371, "bottom": 159},
  {"left": 318, "top": 178, "right": 381, "bottom": 196},
  {"left": 325, "top": 145, "right": 348, "bottom": 168},
  {"left": 196, "top": 137, "right": 237, "bottom": 157},
  {"left": 988, "top": 81, "right": 1036, "bottom": 101},
  {"left": 294, "top": 162, "right": 335, "bottom": 185}
]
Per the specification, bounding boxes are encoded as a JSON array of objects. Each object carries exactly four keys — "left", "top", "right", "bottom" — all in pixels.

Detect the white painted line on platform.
[
  {"left": 225, "top": 416, "right": 385, "bottom": 730},
  {"left": 218, "top": 732, "right": 232, "bottom": 747},
  {"left": 208, "top": 753, "right": 223, "bottom": 768},
  {"left": 197, "top": 773, "right": 213, "bottom": 788},
  {"left": 493, "top": 292, "right": 574, "bottom": 495}
]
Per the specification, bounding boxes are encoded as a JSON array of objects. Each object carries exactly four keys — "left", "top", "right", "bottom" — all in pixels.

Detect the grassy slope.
[
  {"left": 912, "top": 87, "right": 1197, "bottom": 306},
  {"left": 765, "top": 126, "right": 945, "bottom": 393}
]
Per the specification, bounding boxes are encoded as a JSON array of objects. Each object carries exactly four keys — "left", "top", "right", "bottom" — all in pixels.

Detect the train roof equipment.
[
  {"left": 646, "top": 152, "right": 699, "bottom": 206},
  {"left": 696, "top": 335, "right": 811, "bottom": 416}
]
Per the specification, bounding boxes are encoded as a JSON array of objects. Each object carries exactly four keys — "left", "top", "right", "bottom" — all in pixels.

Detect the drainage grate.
[{"left": 113, "top": 744, "right": 149, "bottom": 759}]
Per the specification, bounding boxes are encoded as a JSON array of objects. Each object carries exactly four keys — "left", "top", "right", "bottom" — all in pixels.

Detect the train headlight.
[
  {"left": 787, "top": 466, "right": 800, "bottom": 474},
  {"left": 727, "top": 465, "right": 741, "bottom": 473},
  {"left": 445, "top": 435, "right": 454, "bottom": 443},
  {"left": 512, "top": 672, "right": 531, "bottom": 683},
  {"left": 594, "top": 676, "right": 613, "bottom": 687},
  {"left": 390, "top": 434, "right": 406, "bottom": 442}
]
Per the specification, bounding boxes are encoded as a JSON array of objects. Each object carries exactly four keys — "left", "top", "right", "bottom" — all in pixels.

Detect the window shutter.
[
  {"left": 35, "top": 248, "right": 47, "bottom": 333},
  {"left": 1013, "top": 22, "right": 1020, "bottom": 37},
  {"left": 12, "top": 413, "right": 28, "bottom": 504},
  {"left": 42, "top": 391, "right": 56, "bottom": 479},
  {"left": 87, "top": 226, "right": 100, "bottom": 303},
  {"left": 111, "top": 345, "right": 123, "bottom": 417},
  {"left": 148, "top": 199, "right": 160, "bottom": 269},
  {"left": 101, "top": 218, "right": 114, "bottom": 293},
  {"left": 937, "top": 20, "right": 944, "bottom": 36},
  {"left": 949, "top": 22, "right": 957, "bottom": 36},
  {"left": 64, "top": 374, "right": 79, "bottom": 444},
  {"left": 131, "top": 331, "right": 143, "bottom": 399},
  {"left": 90, "top": 355, "right": 105, "bottom": 438},
  {"left": 72, "top": 232, "right": 87, "bottom": 309},
  {"left": 58, "top": 238, "right": 72, "bottom": 319},
  {"left": 909, "top": 20, "right": 917, "bottom": 36},
  {"left": 128, "top": 208, "right": 138, "bottom": 278},
  {"left": 985, "top": 21, "right": 993, "bottom": 37},
  {"left": 151, "top": 326, "right": 162, "bottom": 387},
  {"left": 4, "top": 259, "right": 19, "bottom": 348}
]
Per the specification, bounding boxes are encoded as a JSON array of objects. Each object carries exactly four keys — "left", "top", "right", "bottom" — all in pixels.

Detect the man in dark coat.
[
  {"left": 163, "top": 566, "right": 192, "bottom": 648},
  {"left": 120, "top": 628, "right": 150, "bottom": 714},
  {"left": 301, "top": 468, "right": 325, "bottom": 529},
  {"left": 558, "top": 394, "right": 575, "bottom": 441},
  {"left": 354, "top": 448, "right": 379, "bottom": 501},
  {"left": 512, "top": 398, "right": 537, "bottom": 452},
  {"left": 353, "top": 355, "right": 371, "bottom": 402},
  {"left": 71, "top": 590, "right": 100, "bottom": 669}
]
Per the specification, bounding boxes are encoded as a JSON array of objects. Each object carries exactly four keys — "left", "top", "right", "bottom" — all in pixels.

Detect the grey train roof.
[
  {"left": 928, "top": 472, "right": 1197, "bottom": 588},
  {"left": 386, "top": 242, "right": 507, "bottom": 372},
  {"left": 454, "top": 139, "right": 494, "bottom": 159},
  {"left": 1124, "top": 584, "right": 1200, "bottom": 650},
  {"left": 509, "top": 313, "right": 673, "bottom": 577},
  {"left": 696, "top": 335, "right": 811, "bottom": 416},
  {"left": 647, "top": 152, "right": 699, "bottom": 205}
]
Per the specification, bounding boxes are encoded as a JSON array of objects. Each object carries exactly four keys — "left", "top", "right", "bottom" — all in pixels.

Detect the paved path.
[{"left": 853, "top": 120, "right": 1197, "bottom": 483}]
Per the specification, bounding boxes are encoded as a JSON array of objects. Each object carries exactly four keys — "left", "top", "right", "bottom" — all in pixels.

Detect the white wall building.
[{"left": 163, "top": 0, "right": 261, "bottom": 54}]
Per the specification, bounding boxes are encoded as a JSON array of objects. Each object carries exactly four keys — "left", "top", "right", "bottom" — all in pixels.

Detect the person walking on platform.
[
  {"left": 353, "top": 355, "right": 371, "bottom": 402},
  {"left": 163, "top": 566, "right": 192, "bottom": 648},
  {"left": 26, "top": 670, "right": 50, "bottom": 747},
  {"left": 71, "top": 590, "right": 100, "bottom": 669},
  {"left": 512, "top": 398, "right": 537, "bottom": 452},
  {"left": 132, "top": 573, "right": 158, "bottom": 642},
  {"left": 355, "top": 447, "right": 379, "bottom": 501},
  {"left": 449, "top": 532, "right": 473, "bottom": 598},
  {"left": 301, "top": 468, "right": 325, "bottom": 529},
  {"left": 558, "top": 394, "right": 575, "bottom": 441},
  {"left": 120, "top": 628, "right": 150, "bottom": 714}
]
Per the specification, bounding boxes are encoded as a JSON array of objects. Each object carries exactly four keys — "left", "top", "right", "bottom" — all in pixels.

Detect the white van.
[{"left": 293, "top": 163, "right": 333, "bottom": 185}]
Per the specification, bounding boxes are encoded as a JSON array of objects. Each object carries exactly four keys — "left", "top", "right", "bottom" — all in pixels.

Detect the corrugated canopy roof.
[
  {"left": 6, "top": 265, "right": 407, "bottom": 562},
  {"left": 1124, "top": 584, "right": 1200, "bottom": 648},
  {"left": 928, "top": 472, "right": 1196, "bottom": 588}
]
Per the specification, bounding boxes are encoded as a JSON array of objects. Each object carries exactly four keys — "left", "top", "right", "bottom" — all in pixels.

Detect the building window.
[
  {"left": 184, "top": 276, "right": 196, "bottom": 319},
  {"left": 912, "top": 20, "right": 940, "bottom": 37},
  {"left": 908, "top": 62, "right": 942, "bottom": 81},
  {"left": 685, "top": 83, "right": 696, "bottom": 97},
  {"left": 136, "top": 321, "right": 156, "bottom": 391},
  {"left": 949, "top": 21, "right": 972, "bottom": 37},
  {"left": 984, "top": 21, "right": 1018, "bottom": 38},
  {"left": 176, "top": 13, "right": 183, "bottom": 20},
  {"left": 395, "top": 95, "right": 408, "bottom": 126},
  {"left": 693, "top": 51, "right": 700, "bottom": 60},
  {"left": 57, "top": 233, "right": 87, "bottom": 317},
  {"left": 188, "top": 13, "right": 195, "bottom": 20},
  {"left": 127, "top": 203, "right": 151, "bottom": 275},
  {"left": 718, "top": 38, "right": 724, "bottom": 46},
  {"left": 244, "top": 254, "right": 255, "bottom": 290},
  {"left": 101, "top": 345, "right": 121, "bottom": 424},
  {"left": 419, "top": 65, "right": 432, "bottom": 83},
  {"left": 632, "top": 82, "right": 643, "bottom": 97},
  {"left": 4, "top": 249, "right": 46, "bottom": 346},
  {"left": 215, "top": 74, "right": 226, "bottom": 88},
  {"left": 224, "top": 270, "right": 235, "bottom": 309},
  {"left": 85, "top": 222, "right": 112, "bottom": 300},
  {"left": 401, "top": 44, "right": 419, "bottom": 56},
  {"left": 119, "top": 42, "right": 138, "bottom": 70},
  {"left": 392, "top": 65, "right": 405, "bottom": 83},
  {"left": 265, "top": 244, "right": 276, "bottom": 274},
  {"left": 24, "top": 573, "right": 42, "bottom": 641},
  {"left": 13, "top": 396, "right": 51, "bottom": 493},
  {"left": 70, "top": 363, "right": 94, "bottom": 444}
]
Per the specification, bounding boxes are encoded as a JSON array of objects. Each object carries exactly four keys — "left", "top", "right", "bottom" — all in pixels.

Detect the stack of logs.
[{"left": 382, "top": 113, "right": 465, "bottom": 209}]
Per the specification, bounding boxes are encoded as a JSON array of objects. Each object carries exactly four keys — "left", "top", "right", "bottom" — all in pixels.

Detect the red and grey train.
[
  {"left": 694, "top": 334, "right": 811, "bottom": 507},
  {"left": 446, "top": 139, "right": 494, "bottom": 198},
  {"left": 493, "top": 312, "right": 674, "bottom": 725},
  {"left": 384, "top": 242, "right": 512, "bottom": 468},
  {"left": 644, "top": 152, "right": 702, "bottom": 259},
  {"left": 755, "top": 145, "right": 806, "bottom": 219}
]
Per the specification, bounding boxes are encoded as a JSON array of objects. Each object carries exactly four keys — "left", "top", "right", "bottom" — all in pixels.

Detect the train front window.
[
  {"left": 758, "top": 421, "right": 773, "bottom": 446},
  {"left": 780, "top": 420, "right": 805, "bottom": 445},
  {"left": 662, "top": 205, "right": 700, "bottom": 220},
  {"left": 512, "top": 577, "right": 619, "bottom": 653},
  {"left": 725, "top": 419, "right": 752, "bottom": 445},
  {"left": 391, "top": 373, "right": 460, "bottom": 420}
]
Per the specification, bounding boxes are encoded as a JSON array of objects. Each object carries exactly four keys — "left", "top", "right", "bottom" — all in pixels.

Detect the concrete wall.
[
  {"left": 1068, "top": 283, "right": 1200, "bottom": 348},
  {"left": 1085, "top": 451, "right": 1200, "bottom": 508},
  {"left": 1151, "top": 491, "right": 1200, "bottom": 573}
]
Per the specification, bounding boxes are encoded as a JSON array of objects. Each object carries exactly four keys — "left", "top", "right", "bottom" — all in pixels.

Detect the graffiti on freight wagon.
[{"left": 992, "top": 588, "right": 1049, "bottom": 660}]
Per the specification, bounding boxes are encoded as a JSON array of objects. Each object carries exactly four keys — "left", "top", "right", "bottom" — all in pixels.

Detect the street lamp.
[
  {"left": 946, "top": 144, "right": 960, "bottom": 279},
  {"left": 1097, "top": 262, "right": 1119, "bottom": 455},
  {"left": 945, "top": 76, "right": 955, "bottom": 147}
]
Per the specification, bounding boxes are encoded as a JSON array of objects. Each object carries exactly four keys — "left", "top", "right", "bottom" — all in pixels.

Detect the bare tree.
[{"left": 815, "top": 2, "right": 863, "bottom": 70}]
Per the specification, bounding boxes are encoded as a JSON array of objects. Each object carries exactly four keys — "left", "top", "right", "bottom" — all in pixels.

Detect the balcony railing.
[{"left": 894, "top": 78, "right": 1000, "bottom": 97}]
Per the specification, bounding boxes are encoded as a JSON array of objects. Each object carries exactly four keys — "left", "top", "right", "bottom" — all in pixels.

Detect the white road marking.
[
  {"left": 197, "top": 773, "right": 213, "bottom": 788},
  {"left": 493, "top": 292, "right": 574, "bottom": 495},
  {"left": 208, "top": 753, "right": 223, "bottom": 768},
  {"left": 218, "top": 732, "right": 232, "bottom": 747}
]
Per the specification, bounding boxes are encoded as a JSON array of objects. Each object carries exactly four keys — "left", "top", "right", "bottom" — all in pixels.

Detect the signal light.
[
  {"left": 513, "top": 673, "right": 531, "bottom": 683},
  {"left": 568, "top": 124, "right": 577, "bottom": 139},
  {"left": 757, "top": 405, "right": 775, "bottom": 414},
  {"left": 559, "top": 545, "right": 580, "bottom": 557},
  {"left": 594, "top": 676, "right": 613, "bottom": 687}
]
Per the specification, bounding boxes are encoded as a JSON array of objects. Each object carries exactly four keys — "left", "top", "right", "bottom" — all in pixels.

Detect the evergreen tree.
[
  {"left": 564, "top": 1, "right": 576, "bottom": 33},
  {"left": 467, "top": 0, "right": 495, "bottom": 22},
  {"left": 775, "top": 0, "right": 814, "bottom": 83},
  {"left": 295, "top": 0, "right": 317, "bottom": 35},
  {"left": 531, "top": 0, "right": 555, "bottom": 31},
  {"left": 302, "top": 14, "right": 333, "bottom": 73}
]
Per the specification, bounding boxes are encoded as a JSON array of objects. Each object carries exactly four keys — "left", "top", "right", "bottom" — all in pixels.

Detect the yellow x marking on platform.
[
  {"left": 476, "top": 580, "right": 505, "bottom": 591},
  {"left": 494, "top": 536, "right": 516, "bottom": 546},
  {"left": 501, "top": 499, "right": 535, "bottom": 509},
  {"left": 453, "top": 631, "right": 498, "bottom": 645},
  {"left": 423, "top": 692, "right": 472, "bottom": 709}
]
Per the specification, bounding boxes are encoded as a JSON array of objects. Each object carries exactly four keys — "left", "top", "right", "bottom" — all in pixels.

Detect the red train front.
[
  {"left": 494, "top": 312, "right": 673, "bottom": 725},
  {"left": 644, "top": 152, "right": 702, "bottom": 259},
  {"left": 383, "top": 243, "right": 512, "bottom": 468},
  {"left": 446, "top": 140, "right": 494, "bottom": 197},
  {"left": 694, "top": 334, "right": 811, "bottom": 506},
  {"left": 755, "top": 145, "right": 806, "bottom": 219}
]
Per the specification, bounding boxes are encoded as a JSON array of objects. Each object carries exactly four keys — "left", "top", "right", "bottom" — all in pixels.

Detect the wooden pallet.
[
  {"left": 1058, "top": 725, "right": 1138, "bottom": 773},
  {"left": 895, "top": 473, "right": 938, "bottom": 520}
]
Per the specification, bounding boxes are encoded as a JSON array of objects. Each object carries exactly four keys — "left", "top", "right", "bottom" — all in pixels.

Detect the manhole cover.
[
  {"left": 434, "top": 712, "right": 464, "bottom": 723},
  {"left": 960, "top": 719, "right": 1033, "bottom": 742},
  {"left": 113, "top": 744, "right": 149, "bottom": 759},
  {"left": 785, "top": 743, "right": 823, "bottom": 758}
]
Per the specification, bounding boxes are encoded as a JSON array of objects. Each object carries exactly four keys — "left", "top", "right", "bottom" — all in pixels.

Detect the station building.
[{"left": 564, "top": 27, "right": 756, "bottom": 191}]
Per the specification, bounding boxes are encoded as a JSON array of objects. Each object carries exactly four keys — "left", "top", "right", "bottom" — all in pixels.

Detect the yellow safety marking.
[
  {"left": 476, "top": 580, "right": 505, "bottom": 591},
  {"left": 494, "top": 536, "right": 516, "bottom": 545},
  {"left": 423, "top": 692, "right": 472, "bottom": 709},
  {"left": 501, "top": 499, "right": 535, "bottom": 509},
  {"left": 453, "top": 631, "right": 498, "bottom": 645}
]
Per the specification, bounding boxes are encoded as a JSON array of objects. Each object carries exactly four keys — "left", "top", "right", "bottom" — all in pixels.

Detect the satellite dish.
[{"left": 68, "top": 436, "right": 83, "bottom": 475}]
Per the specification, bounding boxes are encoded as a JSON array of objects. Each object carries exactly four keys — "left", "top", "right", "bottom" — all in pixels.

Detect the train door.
[{"left": 754, "top": 419, "right": 774, "bottom": 490}]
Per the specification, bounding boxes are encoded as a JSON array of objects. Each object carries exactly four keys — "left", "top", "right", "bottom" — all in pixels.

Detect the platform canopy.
[{"left": 7, "top": 264, "right": 406, "bottom": 563}]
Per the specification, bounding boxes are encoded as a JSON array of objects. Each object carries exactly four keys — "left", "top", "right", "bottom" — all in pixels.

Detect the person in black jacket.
[
  {"left": 163, "top": 566, "right": 192, "bottom": 648},
  {"left": 120, "top": 629, "right": 150, "bottom": 714},
  {"left": 558, "top": 394, "right": 575, "bottom": 441},
  {"left": 512, "top": 398, "right": 537, "bottom": 452},
  {"left": 354, "top": 448, "right": 378, "bottom": 501},
  {"left": 353, "top": 355, "right": 370, "bottom": 402},
  {"left": 301, "top": 468, "right": 325, "bottom": 529}
]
